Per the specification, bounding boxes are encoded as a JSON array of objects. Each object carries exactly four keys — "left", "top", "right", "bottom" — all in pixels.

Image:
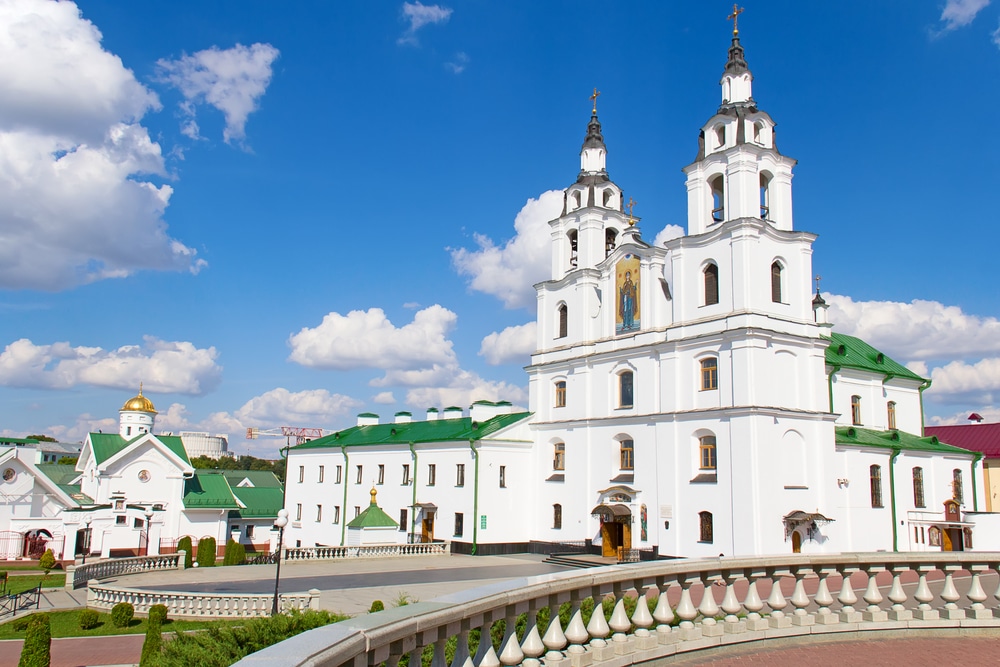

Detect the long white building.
[{"left": 284, "top": 29, "right": 990, "bottom": 558}]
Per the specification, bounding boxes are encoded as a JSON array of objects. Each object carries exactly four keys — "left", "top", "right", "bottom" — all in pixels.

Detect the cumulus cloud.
[
  {"left": 927, "top": 357, "right": 1000, "bottom": 404},
  {"left": 451, "top": 190, "right": 563, "bottom": 309},
  {"left": 826, "top": 294, "right": 1000, "bottom": 362},
  {"left": 0, "top": 0, "right": 204, "bottom": 290},
  {"left": 480, "top": 322, "right": 536, "bottom": 365},
  {"left": 156, "top": 43, "right": 279, "bottom": 144},
  {"left": 0, "top": 336, "right": 221, "bottom": 394},
  {"left": 233, "top": 387, "right": 362, "bottom": 427},
  {"left": 373, "top": 391, "right": 396, "bottom": 404},
  {"left": 939, "top": 0, "right": 991, "bottom": 31},
  {"left": 929, "top": 406, "right": 1000, "bottom": 426},
  {"left": 398, "top": 2, "right": 452, "bottom": 45},
  {"left": 653, "top": 224, "right": 686, "bottom": 246},
  {"left": 403, "top": 372, "right": 527, "bottom": 411},
  {"left": 288, "top": 305, "right": 458, "bottom": 371}
]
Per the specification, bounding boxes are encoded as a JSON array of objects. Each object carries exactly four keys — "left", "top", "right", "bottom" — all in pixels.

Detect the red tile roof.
[{"left": 925, "top": 423, "right": 1000, "bottom": 458}]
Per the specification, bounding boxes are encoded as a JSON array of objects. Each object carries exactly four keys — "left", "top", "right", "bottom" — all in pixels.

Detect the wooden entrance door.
[
  {"left": 943, "top": 528, "right": 963, "bottom": 551},
  {"left": 421, "top": 512, "right": 435, "bottom": 543},
  {"left": 792, "top": 531, "right": 802, "bottom": 553},
  {"left": 600, "top": 521, "right": 620, "bottom": 557}
]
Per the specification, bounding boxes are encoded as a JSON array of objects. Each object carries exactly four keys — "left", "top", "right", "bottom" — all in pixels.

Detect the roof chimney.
[
  {"left": 394, "top": 411, "right": 412, "bottom": 424},
  {"left": 426, "top": 408, "right": 438, "bottom": 421},
  {"left": 969, "top": 413, "right": 985, "bottom": 423},
  {"left": 357, "top": 413, "right": 379, "bottom": 427}
]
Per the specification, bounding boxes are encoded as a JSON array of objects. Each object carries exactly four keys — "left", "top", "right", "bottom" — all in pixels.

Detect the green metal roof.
[
  {"left": 230, "top": 486, "right": 283, "bottom": 518},
  {"left": 835, "top": 426, "right": 974, "bottom": 456},
  {"left": 0, "top": 437, "right": 40, "bottom": 445},
  {"left": 347, "top": 501, "right": 398, "bottom": 529},
  {"left": 216, "top": 469, "right": 283, "bottom": 488},
  {"left": 88, "top": 433, "right": 191, "bottom": 466},
  {"left": 824, "top": 333, "right": 925, "bottom": 383},
  {"left": 183, "top": 471, "right": 240, "bottom": 509},
  {"left": 33, "top": 464, "right": 89, "bottom": 505},
  {"left": 291, "top": 412, "right": 532, "bottom": 450}
]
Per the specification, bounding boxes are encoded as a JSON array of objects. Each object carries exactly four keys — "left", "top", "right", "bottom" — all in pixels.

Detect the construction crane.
[{"left": 245, "top": 426, "right": 325, "bottom": 448}]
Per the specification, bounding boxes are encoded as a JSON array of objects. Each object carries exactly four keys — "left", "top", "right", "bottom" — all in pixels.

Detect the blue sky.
[{"left": 2, "top": 0, "right": 1000, "bottom": 456}]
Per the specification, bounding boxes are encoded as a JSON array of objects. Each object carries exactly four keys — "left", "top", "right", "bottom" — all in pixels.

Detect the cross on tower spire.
[
  {"left": 727, "top": 4, "right": 744, "bottom": 35},
  {"left": 590, "top": 87, "right": 601, "bottom": 114},
  {"left": 814, "top": 275, "right": 822, "bottom": 294}
]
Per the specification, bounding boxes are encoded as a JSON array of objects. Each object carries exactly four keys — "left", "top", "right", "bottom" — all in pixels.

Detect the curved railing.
[
  {"left": 234, "top": 552, "right": 1000, "bottom": 667},
  {"left": 68, "top": 552, "right": 185, "bottom": 590},
  {"left": 283, "top": 542, "right": 449, "bottom": 560},
  {"left": 86, "top": 581, "right": 321, "bottom": 619}
]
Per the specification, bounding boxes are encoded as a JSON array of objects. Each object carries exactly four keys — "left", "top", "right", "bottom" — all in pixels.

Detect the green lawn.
[
  {"left": 3, "top": 573, "right": 66, "bottom": 595},
  {"left": 0, "top": 609, "right": 238, "bottom": 639}
]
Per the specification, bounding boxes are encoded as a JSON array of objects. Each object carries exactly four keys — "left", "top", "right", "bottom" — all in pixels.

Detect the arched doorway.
[
  {"left": 22, "top": 529, "right": 52, "bottom": 559},
  {"left": 591, "top": 503, "right": 632, "bottom": 557},
  {"left": 791, "top": 531, "right": 802, "bottom": 553}
]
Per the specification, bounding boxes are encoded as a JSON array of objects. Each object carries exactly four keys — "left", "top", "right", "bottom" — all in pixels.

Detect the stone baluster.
[
  {"left": 473, "top": 621, "right": 495, "bottom": 666},
  {"left": 585, "top": 593, "right": 613, "bottom": 661},
  {"left": 698, "top": 573, "right": 724, "bottom": 637},
  {"left": 886, "top": 565, "right": 913, "bottom": 622},
  {"left": 430, "top": 638, "right": 448, "bottom": 667},
  {"left": 607, "top": 596, "right": 635, "bottom": 655},
  {"left": 861, "top": 564, "right": 888, "bottom": 622},
  {"left": 630, "top": 588, "right": 657, "bottom": 650},
  {"left": 836, "top": 565, "right": 862, "bottom": 623},
  {"left": 813, "top": 566, "right": 838, "bottom": 625},
  {"left": 674, "top": 574, "right": 702, "bottom": 641},
  {"left": 651, "top": 583, "right": 679, "bottom": 645},
  {"left": 766, "top": 568, "right": 791, "bottom": 628},
  {"left": 563, "top": 601, "right": 591, "bottom": 667},
  {"left": 993, "top": 562, "right": 1000, "bottom": 616},
  {"left": 912, "top": 564, "right": 939, "bottom": 621},
  {"left": 789, "top": 566, "right": 814, "bottom": 626},
  {"left": 520, "top": 611, "right": 545, "bottom": 667},
  {"left": 939, "top": 564, "right": 966, "bottom": 620},
  {"left": 719, "top": 570, "right": 746, "bottom": 634},
  {"left": 541, "top": 603, "right": 568, "bottom": 667},
  {"left": 967, "top": 564, "right": 992, "bottom": 620},
  {"left": 742, "top": 568, "right": 769, "bottom": 631},
  {"left": 499, "top": 612, "right": 525, "bottom": 667}
]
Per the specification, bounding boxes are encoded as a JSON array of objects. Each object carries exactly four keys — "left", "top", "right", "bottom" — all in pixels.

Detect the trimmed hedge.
[
  {"left": 222, "top": 539, "right": 246, "bottom": 566},
  {"left": 111, "top": 602, "right": 134, "bottom": 628},
  {"left": 140, "top": 604, "right": 168, "bottom": 666},
  {"left": 17, "top": 613, "right": 50, "bottom": 667},
  {"left": 177, "top": 537, "right": 193, "bottom": 569},
  {"left": 78, "top": 609, "right": 100, "bottom": 630},
  {"left": 196, "top": 537, "right": 217, "bottom": 568}
]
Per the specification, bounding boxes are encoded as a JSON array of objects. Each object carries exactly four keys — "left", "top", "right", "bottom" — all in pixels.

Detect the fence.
[
  {"left": 283, "top": 542, "right": 450, "bottom": 561},
  {"left": 0, "top": 586, "right": 40, "bottom": 619},
  {"left": 68, "top": 552, "right": 185, "bottom": 590},
  {"left": 234, "top": 551, "right": 1000, "bottom": 667},
  {"left": 86, "top": 581, "right": 321, "bottom": 619}
]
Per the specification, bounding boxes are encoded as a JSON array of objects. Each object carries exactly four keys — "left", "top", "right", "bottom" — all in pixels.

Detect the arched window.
[
  {"left": 699, "top": 436, "right": 717, "bottom": 470},
  {"left": 759, "top": 173, "right": 771, "bottom": 220},
  {"left": 753, "top": 120, "right": 765, "bottom": 144},
  {"left": 605, "top": 229, "right": 618, "bottom": 258},
  {"left": 710, "top": 175, "right": 725, "bottom": 222},
  {"left": 714, "top": 125, "right": 725, "bottom": 149},
  {"left": 699, "top": 511, "right": 714, "bottom": 543},
  {"left": 619, "top": 371, "right": 634, "bottom": 408},
  {"left": 553, "top": 442, "right": 565, "bottom": 471},
  {"left": 700, "top": 358, "right": 718, "bottom": 391},
  {"left": 770, "top": 262, "right": 782, "bottom": 303},
  {"left": 953, "top": 469, "right": 964, "bottom": 505},
  {"left": 619, "top": 439, "right": 634, "bottom": 471},
  {"left": 870, "top": 464, "right": 883, "bottom": 508},
  {"left": 554, "top": 381, "right": 566, "bottom": 408},
  {"left": 913, "top": 467, "right": 925, "bottom": 508},
  {"left": 704, "top": 263, "right": 719, "bottom": 305},
  {"left": 887, "top": 401, "right": 897, "bottom": 430},
  {"left": 851, "top": 395, "right": 862, "bottom": 425},
  {"left": 571, "top": 191, "right": 581, "bottom": 210},
  {"left": 602, "top": 189, "right": 613, "bottom": 207},
  {"left": 553, "top": 503, "right": 563, "bottom": 529},
  {"left": 557, "top": 305, "right": 568, "bottom": 339},
  {"left": 568, "top": 230, "right": 578, "bottom": 269}
]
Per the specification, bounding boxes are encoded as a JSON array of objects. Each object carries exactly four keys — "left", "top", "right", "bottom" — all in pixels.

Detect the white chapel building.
[{"left": 284, "top": 29, "right": 989, "bottom": 558}]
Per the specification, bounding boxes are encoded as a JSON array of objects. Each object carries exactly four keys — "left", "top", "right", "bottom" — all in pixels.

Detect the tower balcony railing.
[{"left": 235, "top": 551, "right": 1000, "bottom": 667}]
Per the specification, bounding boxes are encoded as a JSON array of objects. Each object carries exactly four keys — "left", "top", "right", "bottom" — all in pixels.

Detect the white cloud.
[
  {"left": 929, "top": 406, "right": 1000, "bottom": 425},
  {"left": 445, "top": 52, "right": 469, "bottom": 74},
  {"left": 156, "top": 43, "right": 279, "bottom": 144},
  {"left": 480, "top": 322, "right": 536, "bottom": 365},
  {"left": 373, "top": 391, "right": 396, "bottom": 404},
  {"left": 826, "top": 294, "right": 1000, "bottom": 362},
  {"left": 927, "top": 357, "right": 1000, "bottom": 404},
  {"left": 233, "top": 387, "right": 362, "bottom": 427},
  {"left": 403, "top": 372, "right": 527, "bottom": 411},
  {"left": 0, "top": 336, "right": 222, "bottom": 394},
  {"left": 398, "top": 2, "right": 452, "bottom": 46},
  {"left": 939, "top": 0, "right": 991, "bottom": 31},
  {"left": 451, "top": 190, "right": 563, "bottom": 309},
  {"left": 993, "top": 20, "right": 1000, "bottom": 47},
  {"left": 288, "top": 305, "right": 458, "bottom": 371},
  {"left": 653, "top": 224, "right": 685, "bottom": 246},
  {"left": 0, "top": 0, "right": 204, "bottom": 290},
  {"left": 45, "top": 413, "right": 117, "bottom": 443}
]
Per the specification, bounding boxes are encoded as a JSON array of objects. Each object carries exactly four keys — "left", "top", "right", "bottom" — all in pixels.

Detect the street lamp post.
[
  {"left": 271, "top": 508, "right": 289, "bottom": 616},
  {"left": 82, "top": 516, "right": 93, "bottom": 565},
  {"left": 142, "top": 508, "right": 153, "bottom": 556}
]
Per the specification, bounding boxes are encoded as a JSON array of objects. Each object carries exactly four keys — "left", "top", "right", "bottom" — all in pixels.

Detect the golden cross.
[
  {"left": 626, "top": 197, "right": 637, "bottom": 225},
  {"left": 590, "top": 87, "right": 601, "bottom": 114},
  {"left": 814, "top": 275, "right": 822, "bottom": 293},
  {"left": 727, "top": 4, "right": 744, "bottom": 35}
]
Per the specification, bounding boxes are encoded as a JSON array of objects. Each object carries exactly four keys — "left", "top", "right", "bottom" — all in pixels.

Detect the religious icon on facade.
[
  {"left": 640, "top": 504, "right": 648, "bottom": 542},
  {"left": 616, "top": 255, "right": 640, "bottom": 335}
]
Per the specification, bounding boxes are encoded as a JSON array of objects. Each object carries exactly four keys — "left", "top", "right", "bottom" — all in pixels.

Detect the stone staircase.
[{"left": 541, "top": 552, "right": 616, "bottom": 569}]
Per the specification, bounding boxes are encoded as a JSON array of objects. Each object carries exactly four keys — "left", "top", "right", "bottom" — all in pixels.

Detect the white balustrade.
[
  {"left": 86, "top": 581, "right": 320, "bottom": 619},
  {"left": 282, "top": 542, "right": 450, "bottom": 561}
]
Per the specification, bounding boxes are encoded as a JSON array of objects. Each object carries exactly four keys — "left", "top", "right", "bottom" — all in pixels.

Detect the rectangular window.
[
  {"left": 870, "top": 465, "right": 883, "bottom": 508},
  {"left": 295, "top": 504, "right": 302, "bottom": 521},
  {"left": 553, "top": 442, "right": 565, "bottom": 471},
  {"left": 333, "top": 506, "right": 340, "bottom": 524},
  {"left": 335, "top": 465, "right": 342, "bottom": 484},
  {"left": 620, "top": 439, "right": 635, "bottom": 470},
  {"left": 913, "top": 467, "right": 925, "bottom": 508},
  {"left": 700, "top": 359, "right": 718, "bottom": 391},
  {"left": 428, "top": 464, "right": 436, "bottom": 486},
  {"left": 354, "top": 506, "right": 361, "bottom": 518},
  {"left": 499, "top": 465, "right": 507, "bottom": 488},
  {"left": 553, "top": 504, "right": 562, "bottom": 529},
  {"left": 402, "top": 464, "right": 411, "bottom": 485},
  {"left": 356, "top": 465, "right": 363, "bottom": 484},
  {"left": 456, "top": 464, "right": 465, "bottom": 487},
  {"left": 454, "top": 512, "right": 464, "bottom": 537},
  {"left": 699, "top": 511, "right": 713, "bottom": 543},
  {"left": 399, "top": 509, "right": 408, "bottom": 532},
  {"left": 298, "top": 466, "right": 305, "bottom": 483},
  {"left": 699, "top": 437, "right": 717, "bottom": 470},
  {"left": 619, "top": 372, "right": 634, "bottom": 408},
  {"left": 133, "top": 517, "right": 144, "bottom": 529},
  {"left": 117, "top": 515, "right": 127, "bottom": 526},
  {"left": 378, "top": 464, "right": 385, "bottom": 485},
  {"left": 316, "top": 505, "right": 322, "bottom": 522},
  {"left": 887, "top": 401, "right": 897, "bottom": 430},
  {"left": 851, "top": 396, "right": 862, "bottom": 426},
  {"left": 555, "top": 381, "right": 566, "bottom": 408},
  {"left": 246, "top": 525, "right": 254, "bottom": 538},
  {"left": 318, "top": 465, "right": 325, "bottom": 483}
]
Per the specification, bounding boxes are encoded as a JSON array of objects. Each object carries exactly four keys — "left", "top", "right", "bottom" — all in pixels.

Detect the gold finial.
[
  {"left": 138, "top": 381, "right": 143, "bottom": 396},
  {"left": 727, "top": 4, "right": 744, "bottom": 35},
  {"left": 590, "top": 87, "right": 601, "bottom": 114},
  {"left": 814, "top": 275, "right": 822, "bottom": 294},
  {"left": 369, "top": 486, "right": 378, "bottom": 505},
  {"left": 625, "top": 197, "right": 637, "bottom": 226}
]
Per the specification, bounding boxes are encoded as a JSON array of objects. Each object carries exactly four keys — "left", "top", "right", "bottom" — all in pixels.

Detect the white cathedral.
[{"left": 284, "top": 30, "right": 992, "bottom": 558}]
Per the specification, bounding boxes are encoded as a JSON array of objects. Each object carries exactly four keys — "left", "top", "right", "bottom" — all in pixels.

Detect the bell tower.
[{"left": 683, "top": 14, "right": 796, "bottom": 235}]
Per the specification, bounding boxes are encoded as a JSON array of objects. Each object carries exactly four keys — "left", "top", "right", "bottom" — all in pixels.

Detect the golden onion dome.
[{"left": 120, "top": 384, "right": 157, "bottom": 414}]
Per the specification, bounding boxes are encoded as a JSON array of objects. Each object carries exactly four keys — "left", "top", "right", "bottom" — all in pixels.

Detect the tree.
[
  {"left": 196, "top": 537, "right": 217, "bottom": 567},
  {"left": 26, "top": 434, "right": 57, "bottom": 443},
  {"left": 222, "top": 539, "right": 246, "bottom": 566},
  {"left": 17, "top": 613, "right": 51, "bottom": 667},
  {"left": 177, "top": 537, "right": 193, "bottom": 569},
  {"left": 38, "top": 550, "right": 55, "bottom": 580},
  {"left": 140, "top": 604, "right": 168, "bottom": 666},
  {"left": 56, "top": 456, "right": 78, "bottom": 466}
]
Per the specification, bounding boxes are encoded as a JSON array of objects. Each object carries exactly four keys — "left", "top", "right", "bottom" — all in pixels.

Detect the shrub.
[
  {"left": 149, "top": 604, "right": 168, "bottom": 624},
  {"left": 222, "top": 539, "right": 246, "bottom": 566},
  {"left": 111, "top": 602, "right": 135, "bottom": 628},
  {"left": 12, "top": 616, "right": 32, "bottom": 632},
  {"left": 38, "top": 550, "right": 56, "bottom": 577},
  {"left": 196, "top": 537, "right": 217, "bottom": 568},
  {"left": 78, "top": 609, "right": 100, "bottom": 630},
  {"left": 17, "top": 613, "right": 50, "bottom": 667},
  {"left": 177, "top": 537, "right": 193, "bottom": 569},
  {"left": 140, "top": 605, "right": 167, "bottom": 666},
  {"left": 369, "top": 600, "right": 384, "bottom": 613}
]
